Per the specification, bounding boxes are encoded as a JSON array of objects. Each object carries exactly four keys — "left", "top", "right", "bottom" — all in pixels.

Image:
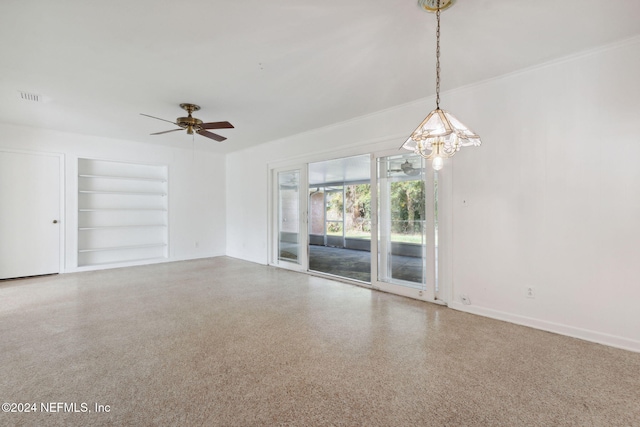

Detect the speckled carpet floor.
[{"left": 1, "top": 257, "right": 639, "bottom": 426}]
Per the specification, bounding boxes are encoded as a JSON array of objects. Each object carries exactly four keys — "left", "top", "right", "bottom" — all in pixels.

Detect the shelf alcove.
[{"left": 77, "top": 158, "right": 168, "bottom": 267}]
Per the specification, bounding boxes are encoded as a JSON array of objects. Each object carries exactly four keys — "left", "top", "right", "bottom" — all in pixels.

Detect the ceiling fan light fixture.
[{"left": 402, "top": 0, "right": 481, "bottom": 170}]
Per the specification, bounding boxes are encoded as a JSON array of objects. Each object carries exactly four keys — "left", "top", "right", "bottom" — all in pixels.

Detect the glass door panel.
[
  {"left": 278, "top": 170, "right": 301, "bottom": 263},
  {"left": 307, "top": 155, "right": 372, "bottom": 283},
  {"left": 377, "top": 153, "right": 428, "bottom": 292}
]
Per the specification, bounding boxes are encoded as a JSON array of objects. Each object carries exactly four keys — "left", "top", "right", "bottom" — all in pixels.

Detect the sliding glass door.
[
  {"left": 372, "top": 152, "right": 437, "bottom": 301},
  {"left": 270, "top": 152, "right": 441, "bottom": 303}
]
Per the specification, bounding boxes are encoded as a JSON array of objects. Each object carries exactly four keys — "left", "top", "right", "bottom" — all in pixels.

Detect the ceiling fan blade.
[
  {"left": 150, "top": 128, "right": 183, "bottom": 135},
  {"left": 197, "top": 129, "right": 226, "bottom": 142},
  {"left": 200, "top": 121, "right": 234, "bottom": 130},
  {"left": 140, "top": 113, "right": 179, "bottom": 125}
]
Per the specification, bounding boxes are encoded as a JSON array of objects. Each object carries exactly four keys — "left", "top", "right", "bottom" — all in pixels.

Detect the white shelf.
[
  {"left": 77, "top": 257, "right": 167, "bottom": 268},
  {"left": 78, "top": 243, "right": 167, "bottom": 253},
  {"left": 77, "top": 158, "right": 169, "bottom": 267},
  {"left": 79, "top": 190, "right": 167, "bottom": 196},
  {"left": 79, "top": 225, "right": 166, "bottom": 230},
  {"left": 79, "top": 174, "right": 166, "bottom": 183},
  {"left": 79, "top": 208, "right": 168, "bottom": 212}
]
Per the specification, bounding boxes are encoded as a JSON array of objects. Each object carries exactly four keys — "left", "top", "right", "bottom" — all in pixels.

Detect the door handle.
[{"left": 53, "top": 220, "right": 58, "bottom": 224}]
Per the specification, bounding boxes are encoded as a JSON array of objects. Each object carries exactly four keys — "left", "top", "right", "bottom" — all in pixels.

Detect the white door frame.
[
  {"left": 268, "top": 164, "right": 309, "bottom": 272},
  {"left": 370, "top": 148, "right": 443, "bottom": 304},
  {"left": 265, "top": 145, "right": 451, "bottom": 305}
]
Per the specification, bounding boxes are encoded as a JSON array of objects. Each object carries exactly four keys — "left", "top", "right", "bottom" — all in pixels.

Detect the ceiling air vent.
[{"left": 18, "top": 91, "right": 43, "bottom": 102}]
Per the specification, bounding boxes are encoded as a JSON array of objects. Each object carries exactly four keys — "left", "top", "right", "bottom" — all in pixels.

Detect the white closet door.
[{"left": 0, "top": 151, "right": 61, "bottom": 279}]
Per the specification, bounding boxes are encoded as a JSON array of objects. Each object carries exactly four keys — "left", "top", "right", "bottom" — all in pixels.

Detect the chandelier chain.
[{"left": 435, "top": 0, "right": 441, "bottom": 109}]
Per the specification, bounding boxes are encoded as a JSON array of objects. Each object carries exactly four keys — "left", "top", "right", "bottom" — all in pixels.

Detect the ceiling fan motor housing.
[
  {"left": 177, "top": 116, "right": 203, "bottom": 134},
  {"left": 177, "top": 103, "right": 202, "bottom": 134}
]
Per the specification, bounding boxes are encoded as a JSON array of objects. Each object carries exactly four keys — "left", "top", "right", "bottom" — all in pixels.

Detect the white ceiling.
[
  {"left": 1, "top": 0, "right": 639, "bottom": 154},
  {"left": 309, "top": 154, "right": 371, "bottom": 186},
  {"left": 309, "top": 153, "right": 427, "bottom": 185}
]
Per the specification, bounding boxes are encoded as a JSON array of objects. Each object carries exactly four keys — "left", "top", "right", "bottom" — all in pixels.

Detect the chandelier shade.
[{"left": 401, "top": 108, "right": 481, "bottom": 165}]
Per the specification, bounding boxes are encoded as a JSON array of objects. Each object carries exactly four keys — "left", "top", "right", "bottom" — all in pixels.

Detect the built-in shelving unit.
[{"left": 77, "top": 158, "right": 168, "bottom": 267}]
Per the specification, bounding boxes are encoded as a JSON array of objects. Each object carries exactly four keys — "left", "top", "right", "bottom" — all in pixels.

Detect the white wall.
[
  {"left": 0, "top": 123, "right": 226, "bottom": 272},
  {"left": 448, "top": 38, "right": 640, "bottom": 352},
  {"left": 226, "top": 37, "right": 640, "bottom": 352}
]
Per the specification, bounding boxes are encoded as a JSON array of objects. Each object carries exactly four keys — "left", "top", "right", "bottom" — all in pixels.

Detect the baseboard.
[
  {"left": 169, "top": 252, "right": 226, "bottom": 262},
  {"left": 449, "top": 301, "right": 640, "bottom": 353},
  {"left": 67, "top": 252, "right": 227, "bottom": 273}
]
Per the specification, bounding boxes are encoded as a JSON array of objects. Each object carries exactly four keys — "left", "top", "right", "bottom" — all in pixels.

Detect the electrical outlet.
[
  {"left": 525, "top": 286, "right": 535, "bottom": 299},
  {"left": 460, "top": 294, "right": 471, "bottom": 305}
]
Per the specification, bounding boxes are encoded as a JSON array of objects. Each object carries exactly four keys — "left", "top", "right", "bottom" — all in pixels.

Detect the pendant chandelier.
[{"left": 401, "top": 0, "right": 481, "bottom": 170}]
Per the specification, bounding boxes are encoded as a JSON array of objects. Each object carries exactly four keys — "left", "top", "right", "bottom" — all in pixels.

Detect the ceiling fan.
[
  {"left": 141, "top": 103, "right": 234, "bottom": 142},
  {"left": 390, "top": 160, "right": 422, "bottom": 176}
]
